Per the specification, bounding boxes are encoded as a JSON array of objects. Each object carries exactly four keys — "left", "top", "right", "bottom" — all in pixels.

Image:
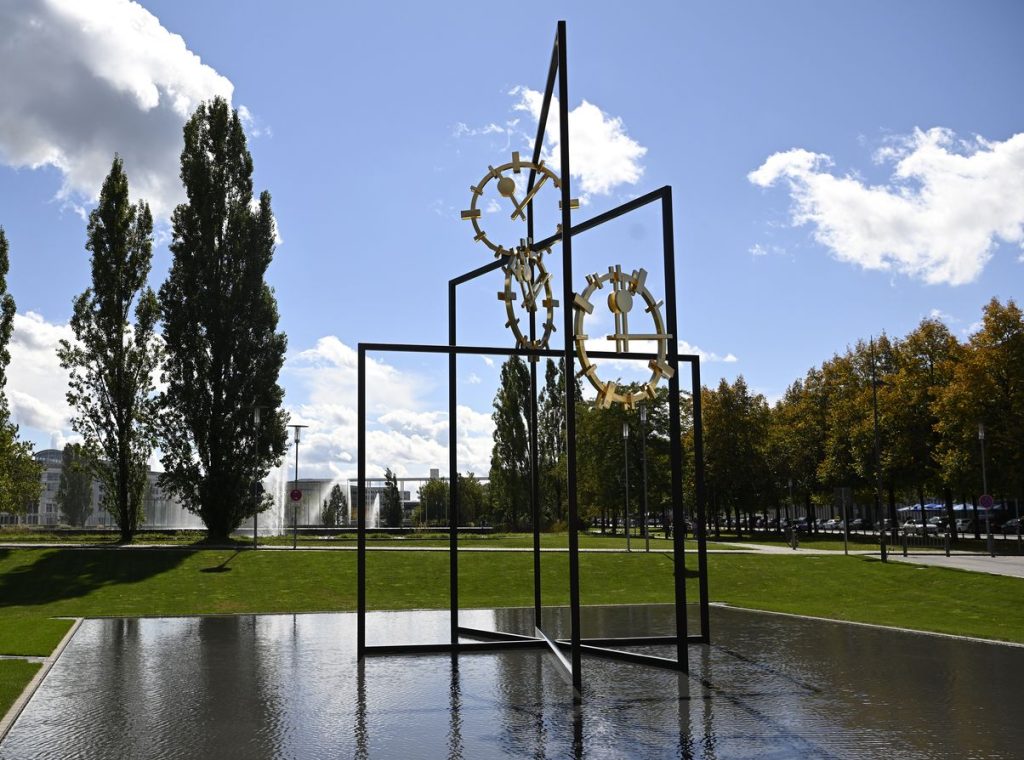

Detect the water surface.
[{"left": 2, "top": 605, "right": 1021, "bottom": 759}]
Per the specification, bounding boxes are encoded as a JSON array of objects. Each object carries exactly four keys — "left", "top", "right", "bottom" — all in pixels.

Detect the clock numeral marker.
[
  {"left": 461, "top": 209, "right": 481, "bottom": 220},
  {"left": 631, "top": 268, "right": 648, "bottom": 293},
  {"left": 573, "top": 294, "right": 594, "bottom": 314}
]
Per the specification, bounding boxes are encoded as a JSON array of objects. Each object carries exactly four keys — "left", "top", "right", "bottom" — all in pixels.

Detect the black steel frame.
[{"left": 356, "top": 20, "right": 709, "bottom": 700}]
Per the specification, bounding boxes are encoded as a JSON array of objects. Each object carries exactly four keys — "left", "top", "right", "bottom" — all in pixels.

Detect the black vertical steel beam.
[
  {"left": 448, "top": 281, "right": 459, "bottom": 649},
  {"left": 556, "top": 20, "right": 583, "bottom": 698},
  {"left": 691, "top": 359, "right": 710, "bottom": 643},
  {"left": 528, "top": 189, "right": 543, "bottom": 632},
  {"left": 357, "top": 345, "right": 367, "bottom": 658},
  {"left": 661, "top": 189, "right": 689, "bottom": 671}
]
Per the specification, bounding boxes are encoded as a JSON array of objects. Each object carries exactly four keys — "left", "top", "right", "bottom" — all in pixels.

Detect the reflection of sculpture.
[{"left": 573, "top": 265, "right": 673, "bottom": 408}]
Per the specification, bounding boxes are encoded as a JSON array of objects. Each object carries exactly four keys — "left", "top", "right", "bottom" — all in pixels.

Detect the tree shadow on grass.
[
  {"left": 199, "top": 550, "right": 240, "bottom": 573},
  {"left": 0, "top": 548, "right": 191, "bottom": 610}
]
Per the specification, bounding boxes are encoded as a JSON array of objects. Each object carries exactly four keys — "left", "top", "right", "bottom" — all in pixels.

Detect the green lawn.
[
  {"left": 1, "top": 546, "right": 1022, "bottom": 656},
  {"left": 0, "top": 528, "right": 740, "bottom": 552},
  {"left": 0, "top": 660, "right": 40, "bottom": 721}
]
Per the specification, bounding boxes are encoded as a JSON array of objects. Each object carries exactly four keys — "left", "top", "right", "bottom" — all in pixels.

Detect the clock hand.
[
  {"left": 530, "top": 272, "right": 550, "bottom": 304},
  {"left": 510, "top": 174, "right": 550, "bottom": 221}
]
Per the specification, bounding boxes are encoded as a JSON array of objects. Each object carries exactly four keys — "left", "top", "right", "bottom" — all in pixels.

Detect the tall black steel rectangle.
[
  {"left": 448, "top": 282, "right": 459, "bottom": 648},
  {"left": 357, "top": 345, "right": 367, "bottom": 657},
  {"left": 691, "top": 359, "right": 710, "bottom": 642},
  {"left": 661, "top": 189, "right": 689, "bottom": 672},
  {"left": 555, "top": 20, "right": 583, "bottom": 698}
]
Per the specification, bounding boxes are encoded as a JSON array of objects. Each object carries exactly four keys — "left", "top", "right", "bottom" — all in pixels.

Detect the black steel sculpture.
[{"left": 356, "top": 20, "right": 709, "bottom": 700}]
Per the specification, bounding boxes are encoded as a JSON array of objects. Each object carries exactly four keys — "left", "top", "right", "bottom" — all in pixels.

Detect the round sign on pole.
[
  {"left": 979, "top": 494, "right": 994, "bottom": 509},
  {"left": 290, "top": 489, "right": 302, "bottom": 502}
]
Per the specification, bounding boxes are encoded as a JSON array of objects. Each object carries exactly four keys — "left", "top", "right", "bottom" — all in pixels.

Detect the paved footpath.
[{"left": 889, "top": 552, "right": 1024, "bottom": 579}]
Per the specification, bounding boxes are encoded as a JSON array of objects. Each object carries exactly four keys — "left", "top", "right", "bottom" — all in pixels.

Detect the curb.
[
  {"left": 0, "top": 618, "right": 83, "bottom": 743},
  {"left": 712, "top": 603, "right": 1024, "bottom": 649}
]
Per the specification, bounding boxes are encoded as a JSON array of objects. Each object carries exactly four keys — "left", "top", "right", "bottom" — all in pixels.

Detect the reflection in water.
[
  {"left": 447, "top": 657, "right": 462, "bottom": 760},
  {"left": 2, "top": 605, "right": 1023, "bottom": 759}
]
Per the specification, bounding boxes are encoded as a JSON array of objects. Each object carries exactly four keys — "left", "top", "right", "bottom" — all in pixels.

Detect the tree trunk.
[{"left": 945, "top": 488, "right": 957, "bottom": 542}]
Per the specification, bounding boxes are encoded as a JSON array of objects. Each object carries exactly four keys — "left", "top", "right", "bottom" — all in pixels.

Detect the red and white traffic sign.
[
  {"left": 290, "top": 489, "right": 302, "bottom": 502},
  {"left": 979, "top": 494, "right": 994, "bottom": 509}
]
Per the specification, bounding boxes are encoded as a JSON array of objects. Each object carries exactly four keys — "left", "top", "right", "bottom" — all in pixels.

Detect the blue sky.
[{"left": 0, "top": 0, "right": 1022, "bottom": 479}]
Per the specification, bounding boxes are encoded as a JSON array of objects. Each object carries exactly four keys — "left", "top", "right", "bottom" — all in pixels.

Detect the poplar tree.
[
  {"left": 321, "top": 483, "right": 348, "bottom": 527},
  {"left": 159, "top": 97, "right": 288, "bottom": 542},
  {"left": 57, "top": 443, "right": 94, "bottom": 527},
  {"left": 489, "top": 356, "right": 531, "bottom": 530},
  {"left": 0, "top": 227, "right": 41, "bottom": 516},
  {"left": 382, "top": 468, "right": 403, "bottom": 527},
  {"left": 58, "top": 157, "right": 161, "bottom": 541},
  {"left": 0, "top": 228, "right": 14, "bottom": 389}
]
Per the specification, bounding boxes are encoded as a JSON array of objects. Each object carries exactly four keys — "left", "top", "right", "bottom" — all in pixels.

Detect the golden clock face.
[
  {"left": 460, "top": 151, "right": 575, "bottom": 258},
  {"left": 572, "top": 265, "right": 674, "bottom": 408},
  {"left": 498, "top": 246, "right": 559, "bottom": 351}
]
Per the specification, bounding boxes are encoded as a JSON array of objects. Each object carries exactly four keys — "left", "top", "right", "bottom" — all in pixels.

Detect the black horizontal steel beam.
[
  {"left": 364, "top": 640, "right": 545, "bottom": 656},
  {"left": 532, "top": 186, "right": 670, "bottom": 251},
  {"left": 457, "top": 626, "right": 540, "bottom": 643},
  {"left": 359, "top": 341, "right": 700, "bottom": 364}
]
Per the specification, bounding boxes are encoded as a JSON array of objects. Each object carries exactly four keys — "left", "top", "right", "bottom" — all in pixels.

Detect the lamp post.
[
  {"left": 979, "top": 422, "right": 993, "bottom": 557},
  {"left": 252, "top": 406, "right": 263, "bottom": 550},
  {"left": 870, "top": 338, "right": 886, "bottom": 562},
  {"left": 289, "top": 424, "right": 308, "bottom": 550},
  {"left": 622, "top": 420, "right": 631, "bottom": 552},
  {"left": 639, "top": 404, "right": 650, "bottom": 553}
]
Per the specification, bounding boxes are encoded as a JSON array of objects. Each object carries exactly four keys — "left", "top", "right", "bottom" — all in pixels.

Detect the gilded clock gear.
[
  {"left": 460, "top": 151, "right": 576, "bottom": 257},
  {"left": 498, "top": 245, "right": 558, "bottom": 352},
  {"left": 572, "top": 265, "right": 674, "bottom": 408}
]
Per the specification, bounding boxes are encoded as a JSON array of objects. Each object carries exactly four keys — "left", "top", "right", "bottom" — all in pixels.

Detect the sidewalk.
[{"left": 889, "top": 553, "right": 1024, "bottom": 579}]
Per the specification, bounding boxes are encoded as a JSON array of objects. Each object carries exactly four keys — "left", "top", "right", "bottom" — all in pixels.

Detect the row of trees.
[
  {"left": 484, "top": 355, "right": 673, "bottom": 532},
  {"left": 479, "top": 299, "right": 1022, "bottom": 537},
  {"left": 0, "top": 229, "right": 43, "bottom": 514},
  {"left": 1, "top": 97, "right": 288, "bottom": 542},
  {"left": 703, "top": 300, "right": 1023, "bottom": 538}
]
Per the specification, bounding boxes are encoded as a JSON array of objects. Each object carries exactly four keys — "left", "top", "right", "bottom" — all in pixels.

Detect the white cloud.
[
  {"left": 749, "top": 128, "right": 1024, "bottom": 285},
  {"left": 928, "top": 308, "right": 957, "bottom": 324},
  {"left": 7, "top": 311, "right": 74, "bottom": 434},
  {"left": 467, "top": 372, "right": 482, "bottom": 384},
  {"left": 678, "top": 341, "right": 738, "bottom": 364},
  {"left": 481, "top": 356, "right": 495, "bottom": 367},
  {"left": 0, "top": 0, "right": 238, "bottom": 219},
  {"left": 510, "top": 87, "right": 646, "bottom": 201},
  {"left": 283, "top": 337, "right": 495, "bottom": 480}
]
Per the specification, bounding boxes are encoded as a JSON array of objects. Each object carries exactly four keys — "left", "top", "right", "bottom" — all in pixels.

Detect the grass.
[
  {"left": 0, "top": 528, "right": 740, "bottom": 551},
  {"left": 0, "top": 660, "right": 40, "bottom": 720},
  {"left": 1, "top": 546, "right": 1022, "bottom": 656}
]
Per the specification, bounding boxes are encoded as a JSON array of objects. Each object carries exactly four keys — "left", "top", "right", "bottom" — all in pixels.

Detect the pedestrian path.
[{"left": 889, "top": 553, "right": 1024, "bottom": 579}]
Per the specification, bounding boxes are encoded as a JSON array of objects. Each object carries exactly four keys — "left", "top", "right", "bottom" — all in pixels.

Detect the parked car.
[
  {"left": 823, "top": 518, "right": 841, "bottom": 531},
  {"left": 903, "top": 520, "right": 939, "bottom": 536},
  {"left": 1002, "top": 518, "right": 1021, "bottom": 534},
  {"left": 848, "top": 517, "right": 872, "bottom": 531},
  {"left": 955, "top": 518, "right": 976, "bottom": 534}
]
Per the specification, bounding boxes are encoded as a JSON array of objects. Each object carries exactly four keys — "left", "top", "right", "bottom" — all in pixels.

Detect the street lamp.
[
  {"left": 252, "top": 406, "right": 263, "bottom": 550},
  {"left": 979, "top": 422, "right": 993, "bottom": 557},
  {"left": 870, "top": 337, "right": 886, "bottom": 562},
  {"left": 639, "top": 404, "right": 650, "bottom": 553},
  {"left": 289, "top": 424, "right": 309, "bottom": 550},
  {"left": 622, "top": 420, "right": 631, "bottom": 552}
]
